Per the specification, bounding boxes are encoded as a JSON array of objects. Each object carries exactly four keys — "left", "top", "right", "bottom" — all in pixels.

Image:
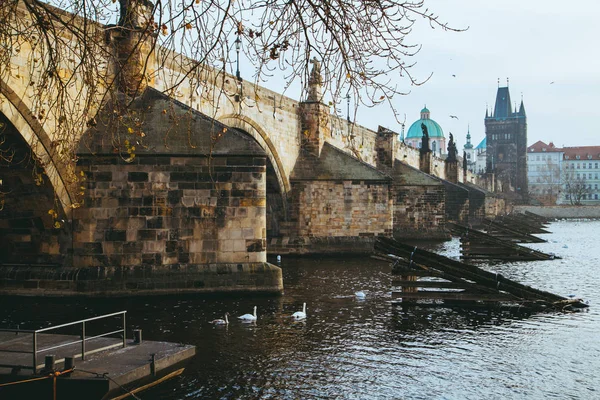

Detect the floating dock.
[{"left": 0, "top": 311, "right": 195, "bottom": 400}]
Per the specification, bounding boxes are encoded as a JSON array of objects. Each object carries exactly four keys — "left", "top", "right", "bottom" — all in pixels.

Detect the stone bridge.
[{"left": 0, "top": 1, "right": 502, "bottom": 295}]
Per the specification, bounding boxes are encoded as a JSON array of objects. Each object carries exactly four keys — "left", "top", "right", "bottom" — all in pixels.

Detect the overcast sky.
[{"left": 342, "top": 0, "right": 600, "bottom": 151}]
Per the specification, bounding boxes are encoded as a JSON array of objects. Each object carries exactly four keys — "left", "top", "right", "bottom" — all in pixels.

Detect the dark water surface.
[{"left": 2, "top": 220, "right": 600, "bottom": 399}]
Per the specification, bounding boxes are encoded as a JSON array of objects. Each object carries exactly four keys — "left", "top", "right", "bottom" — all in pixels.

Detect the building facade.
[
  {"left": 527, "top": 141, "right": 563, "bottom": 204},
  {"left": 559, "top": 146, "right": 600, "bottom": 205},
  {"left": 484, "top": 85, "right": 528, "bottom": 197}
]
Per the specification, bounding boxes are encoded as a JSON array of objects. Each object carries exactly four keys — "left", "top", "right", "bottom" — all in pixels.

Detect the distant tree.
[{"left": 562, "top": 167, "right": 592, "bottom": 205}]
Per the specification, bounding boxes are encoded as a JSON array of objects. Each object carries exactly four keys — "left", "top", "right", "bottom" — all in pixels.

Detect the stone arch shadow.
[
  {"left": 217, "top": 114, "right": 290, "bottom": 240},
  {"left": 0, "top": 83, "right": 75, "bottom": 265},
  {"left": 0, "top": 81, "right": 74, "bottom": 217}
]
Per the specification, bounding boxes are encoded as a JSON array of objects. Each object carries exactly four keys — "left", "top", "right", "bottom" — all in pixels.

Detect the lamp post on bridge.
[{"left": 235, "top": 35, "right": 243, "bottom": 104}]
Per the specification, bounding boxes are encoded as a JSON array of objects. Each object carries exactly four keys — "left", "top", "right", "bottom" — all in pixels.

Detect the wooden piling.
[
  {"left": 448, "top": 222, "right": 558, "bottom": 261},
  {"left": 375, "top": 237, "right": 587, "bottom": 310}
]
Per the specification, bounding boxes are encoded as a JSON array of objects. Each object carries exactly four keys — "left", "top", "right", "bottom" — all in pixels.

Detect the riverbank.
[{"left": 514, "top": 205, "right": 600, "bottom": 219}]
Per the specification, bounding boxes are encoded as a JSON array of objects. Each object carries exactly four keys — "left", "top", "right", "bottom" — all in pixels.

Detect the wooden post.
[
  {"left": 81, "top": 321, "right": 86, "bottom": 361},
  {"left": 150, "top": 353, "right": 156, "bottom": 377},
  {"left": 32, "top": 332, "right": 37, "bottom": 374},
  {"left": 122, "top": 313, "right": 127, "bottom": 348},
  {"left": 44, "top": 355, "right": 55, "bottom": 372},
  {"left": 64, "top": 356, "right": 75, "bottom": 375},
  {"left": 400, "top": 274, "right": 417, "bottom": 304},
  {"left": 133, "top": 329, "right": 142, "bottom": 344}
]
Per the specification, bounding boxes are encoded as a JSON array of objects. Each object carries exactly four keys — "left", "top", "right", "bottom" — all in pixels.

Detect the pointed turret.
[
  {"left": 493, "top": 86, "right": 512, "bottom": 118},
  {"left": 464, "top": 126, "right": 473, "bottom": 149},
  {"left": 518, "top": 99, "right": 526, "bottom": 117}
]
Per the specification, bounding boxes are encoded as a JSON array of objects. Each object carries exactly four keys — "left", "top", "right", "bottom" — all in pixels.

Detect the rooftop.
[
  {"left": 527, "top": 141, "right": 563, "bottom": 153},
  {"left": 562, "top": 146, "right": 600, "bottom": 161}
]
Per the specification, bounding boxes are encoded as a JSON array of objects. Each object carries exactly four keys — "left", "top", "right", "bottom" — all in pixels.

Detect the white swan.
[
  {"left": 238, "top": 306, "right": 257, "bottom": 322},
  {"left": 355, "top": 291, "right": 366, "bottom": 299},
  {"left": 291, "top": 303, "right": 307, "bottom": 320},
  {"left": 210, "top": 313, "right": 229, "bottom": 325}
]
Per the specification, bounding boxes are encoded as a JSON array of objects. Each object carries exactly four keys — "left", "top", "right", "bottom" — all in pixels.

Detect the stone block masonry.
[
  {"left": 55, "top": 88, "right": 284, "bottom": 295},
  {"left": 393, "top": 184, "right": 447, "bottom": 240},
  {"left": 74, "top": 154, "right": 267, "bottom": 268},
  {"left": 288, "top": 180, "right": 393, "bottom": 238}
]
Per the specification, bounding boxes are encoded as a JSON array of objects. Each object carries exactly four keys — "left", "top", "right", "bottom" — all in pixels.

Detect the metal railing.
[{"left": 0, "top": 311, "right": 127, "bottom": 374}]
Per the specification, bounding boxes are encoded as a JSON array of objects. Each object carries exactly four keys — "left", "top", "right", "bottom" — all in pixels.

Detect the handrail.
[
  {"left": 36, "top": 311, "right": 127, "bottom": 333},
  {"left": 0, "top": 311, "right": 127, "bottom": 374}
]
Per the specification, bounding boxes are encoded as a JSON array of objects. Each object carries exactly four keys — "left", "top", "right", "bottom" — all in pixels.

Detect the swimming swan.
[
  {"left": 238, "top": 306, "right": 257, "bottom": 322},
  {"left": 210, "top": 313, "right": 229, "bottom": 325},
  {"left": 291, "top": 303, "right": 307, "bottom": 320}
]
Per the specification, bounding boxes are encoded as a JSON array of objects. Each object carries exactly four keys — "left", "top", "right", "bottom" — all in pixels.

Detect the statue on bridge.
[
  {"left": 447, "top": 132, "right": 457, "bottom": 162},
  {"left": 420, "top": 122, "right": 430, "bottom": 154},
  {"left": 309, "top": 57, "right": 322, "bottom": 85},
  {"left": 307, "top": 57, "right": 323, "bottom": 101}
]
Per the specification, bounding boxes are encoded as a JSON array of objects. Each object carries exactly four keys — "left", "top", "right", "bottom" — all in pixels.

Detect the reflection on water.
[{"left": 1, "top": 221, "right": 600, "bottom": 399}]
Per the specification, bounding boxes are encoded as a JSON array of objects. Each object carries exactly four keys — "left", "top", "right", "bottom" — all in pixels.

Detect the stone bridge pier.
[{"left": 0, "top": 89, "right": 283, "bottom": 296}]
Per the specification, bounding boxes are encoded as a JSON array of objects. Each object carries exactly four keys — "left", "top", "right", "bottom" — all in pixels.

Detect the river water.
[{"left": 1, "top": 220, "right": 599, "bottom": 399}]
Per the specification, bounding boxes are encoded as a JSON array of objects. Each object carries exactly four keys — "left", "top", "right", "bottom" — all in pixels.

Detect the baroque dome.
[{"left": 406, "top": 107, "right": 444, "bottom": 139}]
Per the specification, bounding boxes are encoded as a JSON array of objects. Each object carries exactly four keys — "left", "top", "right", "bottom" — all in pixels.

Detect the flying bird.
[
  {"left": 550, "top": 81, "right": 555, "bottom": 84},
  {"left": 452, "top": 74, "right": 456, "bottom": 77},
  {"left": 449, "top": 115, "right": 459, "bottom": 120}
]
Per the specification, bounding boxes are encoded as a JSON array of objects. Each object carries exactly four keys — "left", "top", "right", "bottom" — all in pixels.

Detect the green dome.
[
  {"left": 405, "top": 106, "right": 444, "bottom": 139},
  {"left": 406, "top": 119, "right": 444, "bottom": 139}
]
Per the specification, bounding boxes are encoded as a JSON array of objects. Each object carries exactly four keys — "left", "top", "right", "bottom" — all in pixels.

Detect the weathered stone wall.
[
  {"left": 442, "top": 181, "right": 469, "bottom": 224},
  {"left": 461, "top": 184, "right": 486, "bottom": 223},
  {"left": 0, "top": 262, "right": 283, "bottom": 296},
  {"left": 485, "top": 196, "right": 508, "bottom": 218},
  {"left": 73, "top": 154, "right": 267, "bottom": 267},
  {"left": 0, "top": 115, "right": 69, "bottom": 265},
  {"left": 288, "top": 180, "right": 392, "bottom": 238},
  {"left": 393, "top": 184, "right": 447, "bottom": 239},
  {"left": 327, "top": 116, "right": 378, "bottom": 165}
]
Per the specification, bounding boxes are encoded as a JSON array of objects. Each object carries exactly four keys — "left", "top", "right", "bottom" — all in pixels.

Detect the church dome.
[{"left": 405, "top": 106, "right": 444, "bottom": 139}]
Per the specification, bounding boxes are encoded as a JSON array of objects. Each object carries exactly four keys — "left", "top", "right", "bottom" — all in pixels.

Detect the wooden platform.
[{"left": 0, "top": 318, "right": 195, "bottom": 400}]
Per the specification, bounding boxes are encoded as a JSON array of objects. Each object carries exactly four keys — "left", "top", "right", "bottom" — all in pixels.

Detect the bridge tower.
[{"left": 484, "top": 82, "right": 528, "bottom": 197}]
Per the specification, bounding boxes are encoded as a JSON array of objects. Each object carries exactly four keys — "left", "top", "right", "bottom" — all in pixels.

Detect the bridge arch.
[
  {"left": 216, "top": 114, "right": 290, "bottom": 239},
  {"left": 0, "top": 80, "right": 74, "bottom": 218},
  {"left": 216, "top": 114, "right": 290, "bottom": 194}
]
